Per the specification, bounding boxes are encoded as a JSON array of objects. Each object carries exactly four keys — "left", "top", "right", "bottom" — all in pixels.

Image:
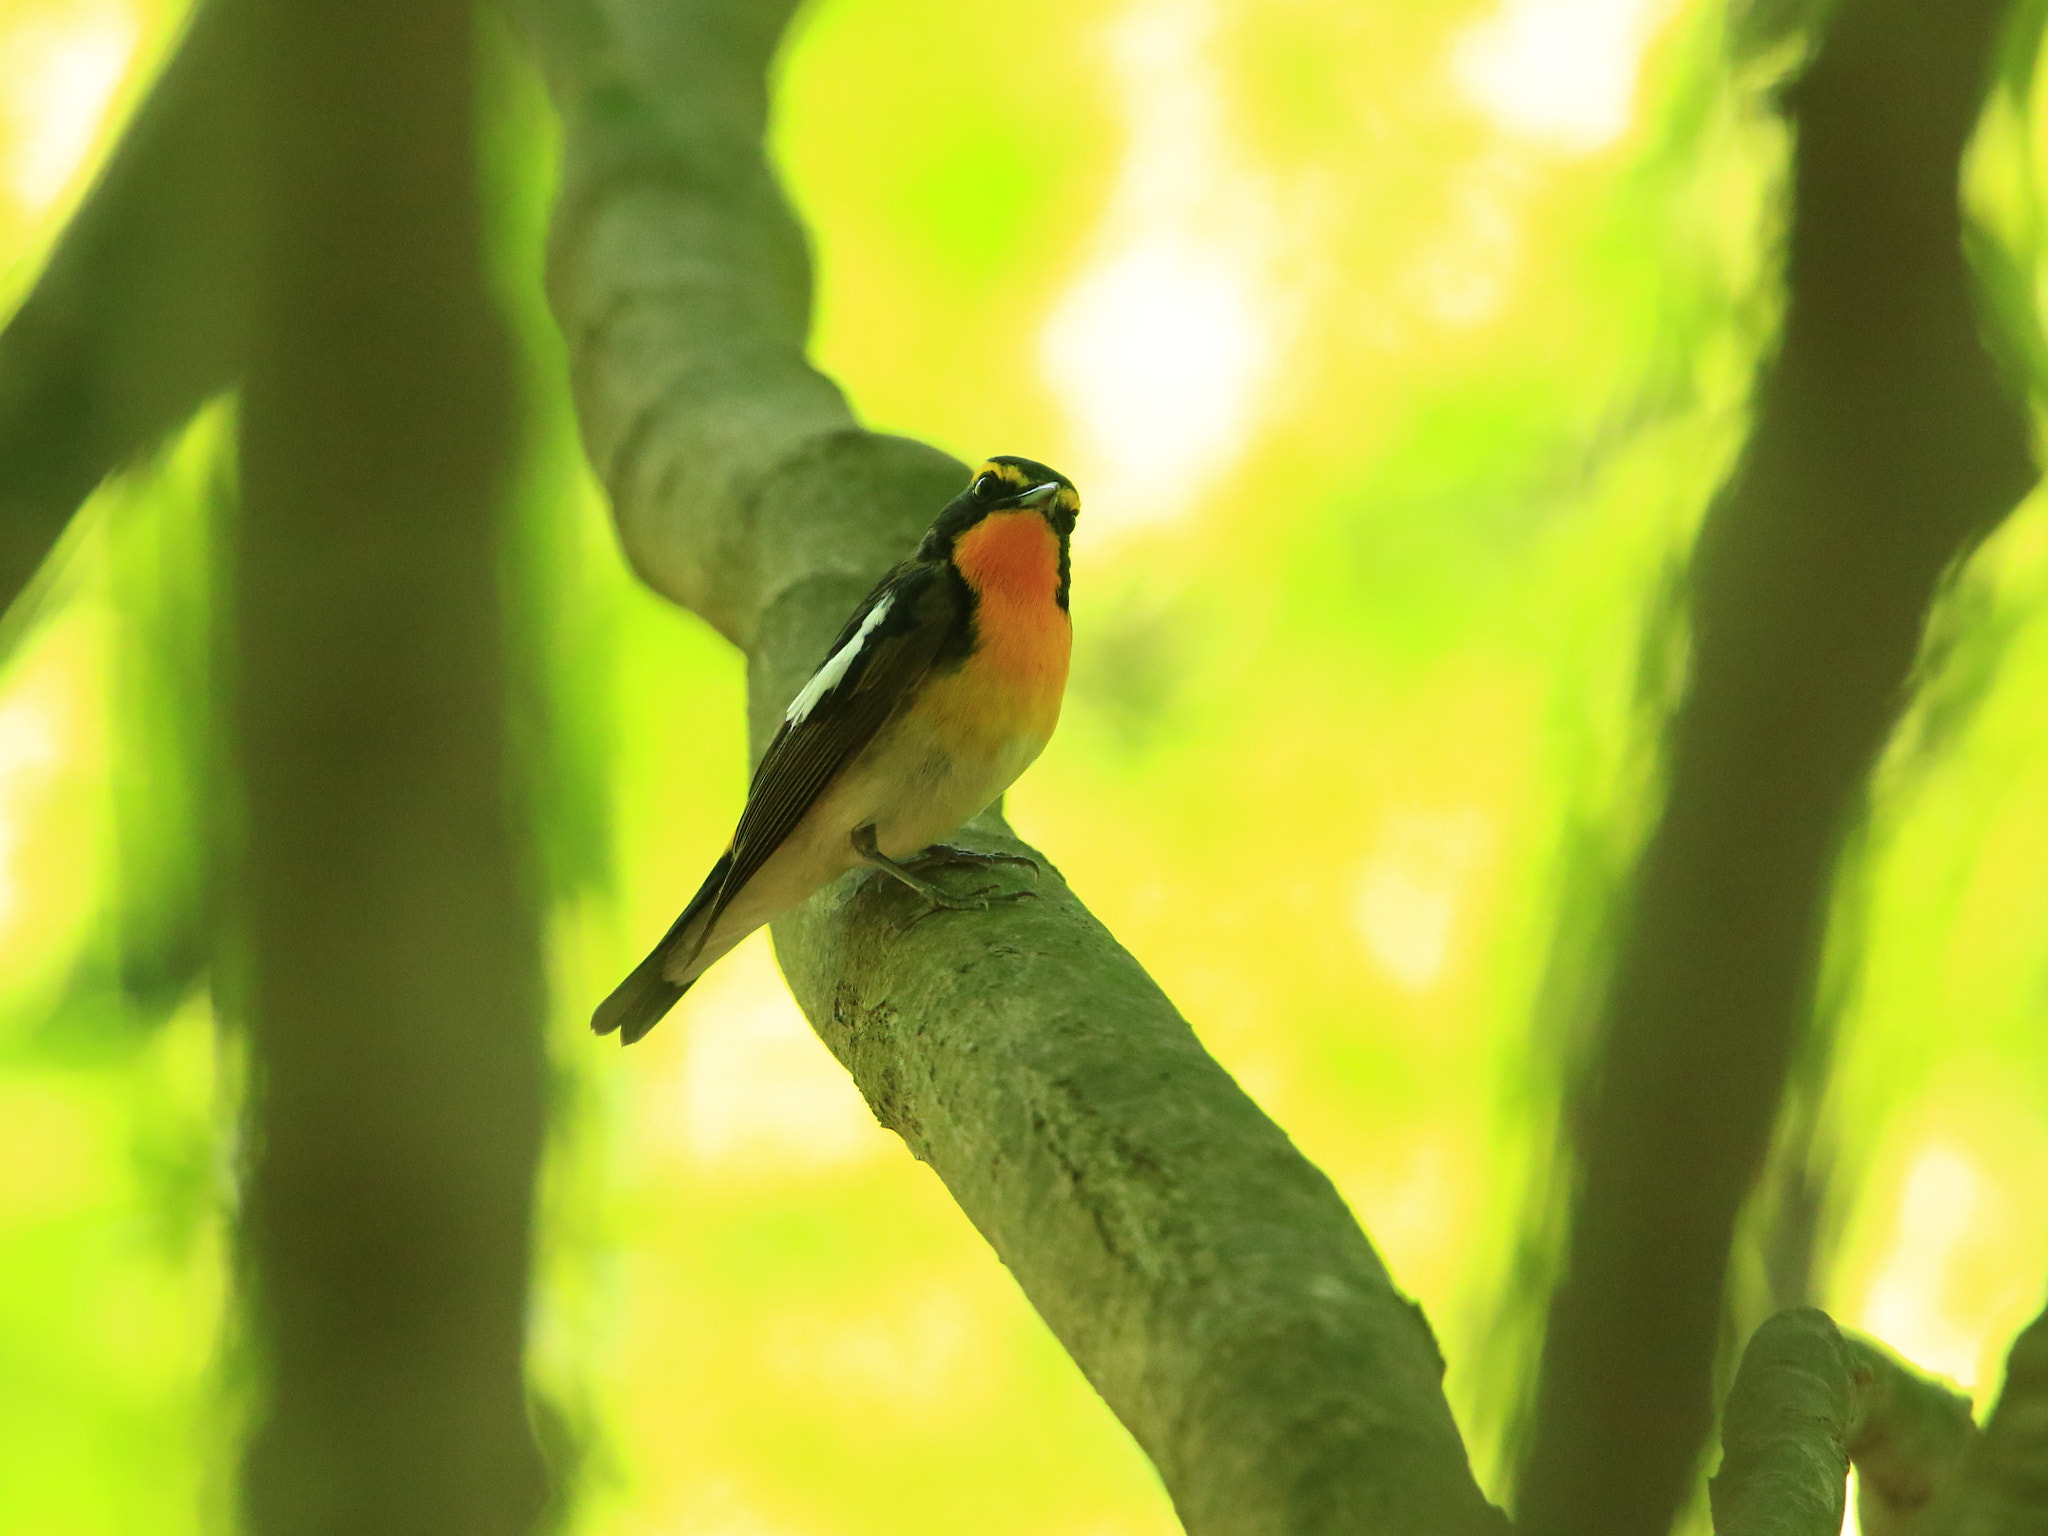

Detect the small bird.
[{"left": 594, "top": 455, "right": 1080, "bottom": 1044}]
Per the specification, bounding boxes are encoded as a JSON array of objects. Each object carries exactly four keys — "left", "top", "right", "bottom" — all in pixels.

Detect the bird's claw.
[
  {"left": 856, "top": 826, "right": 1043, "bottom": 929},
  {"left": 904, "top": 843, "right": 1042, "bottom": 879},
  {"left": 890, "top": 883, "right": 1039, "bottom": 935},
  {"left": 919, "top": 882, "right": 997, "bottom": 912}
]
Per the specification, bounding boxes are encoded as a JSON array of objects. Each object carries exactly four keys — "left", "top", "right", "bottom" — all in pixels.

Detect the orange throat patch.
[
  {"left": 953, "top": 510, "right": 1062, "bottom": 605},
  {"left": 951, "top": 511, "right": 1071, "bottom": 740}
]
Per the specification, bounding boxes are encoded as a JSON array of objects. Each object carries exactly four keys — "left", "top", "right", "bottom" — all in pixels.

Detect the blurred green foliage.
[{"left": 2, "top": 0, "right": 2048, "bottom": 1532}]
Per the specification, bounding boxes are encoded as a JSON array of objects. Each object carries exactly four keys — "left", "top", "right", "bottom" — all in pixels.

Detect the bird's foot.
[
  {"left": 902, "top": 843, "right": 1042, "bottom": 879},
  {"left": 852, "top": 825, "right": 1041, "bottom": 924},
  {"left": 907, "top": 880, "right": 1010, "bottom": 912},
  {"left": 889, "top": 883, "right": 1039, "bottom": 936}
]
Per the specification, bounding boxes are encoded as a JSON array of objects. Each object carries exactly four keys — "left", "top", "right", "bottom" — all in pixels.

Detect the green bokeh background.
[{"left": 2, "top": 0, "right": 2047, "bottom": 1531}]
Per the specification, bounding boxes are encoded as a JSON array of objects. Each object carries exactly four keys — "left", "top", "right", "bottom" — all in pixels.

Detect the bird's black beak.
[{"left": 1012, "top": 482, "right": 1060, "bottom": 508}]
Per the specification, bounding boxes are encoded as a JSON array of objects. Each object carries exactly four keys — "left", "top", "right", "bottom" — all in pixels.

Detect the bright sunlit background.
[{"left": 3, "top": 0, "right": 2047, "bottom": 1532}]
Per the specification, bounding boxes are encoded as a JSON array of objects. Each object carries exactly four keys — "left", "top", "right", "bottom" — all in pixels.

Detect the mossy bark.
[{"left": 1710, "top": 1309, "right": 1857, "bottom": 1536}]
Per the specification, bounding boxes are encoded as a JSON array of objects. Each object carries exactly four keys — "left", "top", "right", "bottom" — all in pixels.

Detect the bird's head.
[
  {"left": 926, "top": 457, "right": 1078, "bottom": 545},
  {"left": 923, "top": 456, "right": 1080, "bottom": 610}
]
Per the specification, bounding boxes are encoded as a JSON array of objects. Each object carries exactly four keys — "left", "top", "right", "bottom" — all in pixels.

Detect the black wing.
[
  {"left": 592, "top": 560, "right": 965, "bottom": 1044},
  {"left": 700, "top": 558, "right": 965, "bottom": 942}
]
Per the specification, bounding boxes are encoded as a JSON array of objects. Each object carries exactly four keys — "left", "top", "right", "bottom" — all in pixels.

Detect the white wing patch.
[{"left": 785, "top": 593, "right": 893, "bottom": 725}]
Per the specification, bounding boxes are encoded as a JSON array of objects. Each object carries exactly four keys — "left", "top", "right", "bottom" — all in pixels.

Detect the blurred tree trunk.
[
  {"left": 1518, "top": 1, "right": 2037, "bottom": 1532},
  {"left": 232, "top": 1, "right": 550, "bottom": 1533},
  {"left": 0, "top": 0, "right": 253, "bottom": 643}
]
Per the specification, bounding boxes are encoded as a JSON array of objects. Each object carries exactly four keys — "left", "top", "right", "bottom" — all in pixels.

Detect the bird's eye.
[{"left": 972, "top": 472, "right": 1002, "bottom": 501}]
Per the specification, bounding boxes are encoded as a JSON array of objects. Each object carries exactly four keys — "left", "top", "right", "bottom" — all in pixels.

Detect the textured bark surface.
[
  {"left": 1847, "top": 1334, "right": 1979, "bottom": 1536},
  {"left": 523, "top": 0, "right": 1507, "bottom": 1530},
  {"left": 1517, "top": 1, "right": 2037, "bottom": 1529},
  {"left": 233, "top": 1, "right": 549, "bottom": 1532},
  {"left": 1703, "top": 1312, "right": 2048, "bottom": 1536},
  {"left": 1711, "top": 1309, "right": 1857, "bottom": 1536}
]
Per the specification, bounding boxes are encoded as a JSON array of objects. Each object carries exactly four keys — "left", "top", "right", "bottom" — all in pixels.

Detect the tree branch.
[
  {"left": 1517, "top": 1, "right": 2036, "bottom": 1528},
  {"left": 1705, "top": 1313, "right": 1991, "bottom": 1536},
  {"left": 0, "top": 0, "right": 254, "bottom": 637},
  {"left": 1934, "top": 1302, "right": 2048, "bottom": 1533},
  {"left": 1845, "top": 1334, "right": 1977, "bottom": 1535},
  {"left": 521, "top": 0, "right": 1508, "bottom": 1529},
  {"left": 1710, "top": 1309, "right": 1857, "bottom": 1536}
]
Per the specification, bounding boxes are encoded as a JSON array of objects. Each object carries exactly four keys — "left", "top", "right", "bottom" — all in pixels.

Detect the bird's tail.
[
  {"left": 591, "top": 949, "right": 695, "bottom": 1045},
  {"left": 592, "top": 853, "right": 730, "bottom": 1045}
]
